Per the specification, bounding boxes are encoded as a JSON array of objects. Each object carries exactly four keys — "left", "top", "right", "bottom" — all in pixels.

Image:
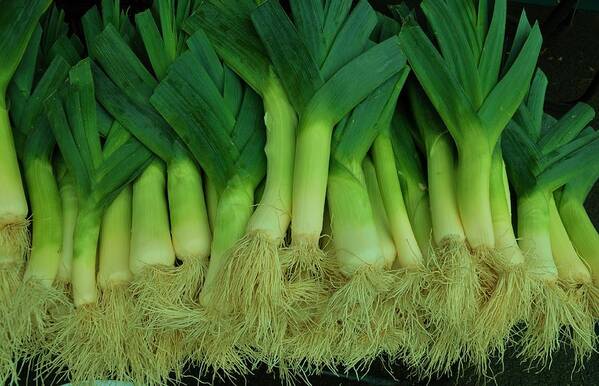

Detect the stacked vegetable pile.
[{"left": 0, "top": 0, "right": 597, "bottom": 384}]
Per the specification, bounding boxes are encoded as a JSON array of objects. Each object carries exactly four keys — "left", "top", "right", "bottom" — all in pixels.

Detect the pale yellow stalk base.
[
  {"left": 10, "top": 279, "right": 69, "bottom": 362},
  {"left": 283, "top": 240, "right": 337, "bottom": 285},
  {"left": 0, "top": 269, "right": 20, "bottom": 385},
  {"left": 416, "top": 322, "right": 467, "bottom": 379},
  {"left": 319, "top": 267, "right": 397, "bottom": 372},
  {"left": 134, "top": 258, "right": 207, "bottom": 305},
  {"left": 209, "top": 231, "right": 286, "bottom": 367},
  {"left": 0, "top": 260, "right": 24, "bottom": 307},
  {"left": 0, "top": 344, "right": 16, "bottom": 386},
  {"left": 142, "top": 296, "right": 246, "bottom": 378},
  {"left": 0, "top": 257, "right": 25, "bottom": 384},
  {"left": 281, "top": 241, "right": 336, "bottom": 329},
  {"left": 192, "top": 323, "right": 247, "bottom": 379},
  {"left": 518, "top": 280, "right": 591, "bottom": 368},
  {"left": 278, "top": 324, "right": 333, "bottom": 384},
  {"left": 589, "top": 284, "right": 599, "bottom": 318}
]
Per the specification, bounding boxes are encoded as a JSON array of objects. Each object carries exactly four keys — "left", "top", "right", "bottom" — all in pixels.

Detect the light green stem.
[
  {"left": 200, "top": 178, "right": 255, "bottom": 306},
  {"left": 548, "top": 196, "right": 592, "bottom": 285},
  {"left": 456, "top": 138, "right": 495, "bottom": 249},
  {"left": 98, "top": 186, "right": 132, "bottom": 287},
  {"left": 291, "top": 119, "right": 332, "bottom": 245},
  {"left": 56, "top": 166, "right": 77, "bottom": 283},
  {"left": 558, "top": 196, "right": 599, "bottom": 286},
  {"left": 363, "top": 157, "right": 396, "bottom": 268},
  {"left": 129, "top": 160, "right": 175, "bottom": 276},
  {"left": 517, "top": 190, "right": 557, "bottom": 281},
  {"left": 328, "top": 161, "right": 384, "bottom": 276},
  {"left": 167, "top": 154, "right": 211, "bottom": 261},
  {"left": 23, "top": 157, "right": 62, "bottom": 285},
  {"left": 426, "top": 132, "right": 465, "bottom": 244},
  {"left": 245, "top": 76, "right": 297, "bottom": 240},
  {"left": 0, "top": 106, "right": 28, "bottom": 262},
  {"left": 72, "top": 203, "right": 102, "bottom": 307},
  {"left": 371, "top": 133, "right": 423, "bottom": 269},
  {"left": 490, "top": 152, "right": 524, "bottom": 266},
  {"left": 204, "top": 175, "right": 219, "bottom": 232}
]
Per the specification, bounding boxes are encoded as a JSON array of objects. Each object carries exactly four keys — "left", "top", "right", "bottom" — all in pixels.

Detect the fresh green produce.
[
  {"left": 398, "top": 0, "right": 543, "bottom": 373},
  {"left": 185, "top": 0, "right": 296, "bottom": 365},
  {"left": 0, "top": 1, "right": 52, "bottom": 379},
  {"left": 0, "top": 1, "right": 597, "bottom": 385},
  {"left": 151, "top": 29, "right": 267, "bottom": 374},
  {"left": 6, "top": 7, "right": 75, "bottom": 368},
  {"left": 249, "top": 1, "right": 409, "bottom": 374},
  {"left": 502, "top": 69, "right": 599, "bottom": 365},
  {"left": 363, "top": 158, "right": 396, "bottom": 269},
  {"left": 557, "top": 169, "right": 599, "bottom": 317},
  {"left": 368, "top": 21, "right": 431, "bottom": 368},
  {"left": 82, "top": 2, "right": 209, "bottom": 380},
  {"left": 323, "top": 70, "right": 408, "bottom": 369},
  {"left": 41, "top": 59, "right": 153, "bottom": 383},
  {"left": 407, "top": 86, "right": 475, "bottom": 373}
]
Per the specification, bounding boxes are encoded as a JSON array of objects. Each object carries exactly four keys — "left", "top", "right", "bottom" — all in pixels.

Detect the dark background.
[{"left": 38, "top": 1, "right": 599, "bottom": 385}]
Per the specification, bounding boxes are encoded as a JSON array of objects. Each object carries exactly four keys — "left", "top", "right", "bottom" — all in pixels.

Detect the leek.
[
  {"left": 322, "top": 72, "right": 407, "bottom": 370},
  {"left": 388, "top": 111, "right": 433, "bottom": 259},
  {"left": 6, "top": 11, "right": 73, "bottom": 368},
  {"left": 186, "top": 0, "right": 297, "bottom": 363},
  {"left": 248, "top": 1, "right": 407, "bottom": 370},
  {"left": 557, "top": 169, "right": 599, "bottom": 317},
  {"left": 0, "top": 0, "right": 50, "bottom": 264},
  {"left": 363, "top": 158, "right": 396, "bottom": 268},
  {"left": 42, "top": 59, "right": 153, "bottom": 383},
  {"left": 55, "top": 161, "right": 77, "bottom": 285},
  {"left": 135, "top": 0, "right": 212, "bottom": 270},
  {"left": 368, "top": 19, "right": 431, "bottom": 361},
  {"left": 0, "top": 5, "right": 51, "bottom": 376},
  {"left": 84, "top": 3, "right": 203, "bottom": 379},
  {"left": 502, "top": 69, "right": 599, "bottom": 365},
  {"left": 151, "top": 30, "right": 267, "bottom": 374},
  {"left": 408, "top": 87, "right": 475, "bottom": 374},
  {"left": 87, "top": 0, "right": 209, "bottom": 300},
  {"left": 399, "top": 0, "right": 543, "bottom": 370}
]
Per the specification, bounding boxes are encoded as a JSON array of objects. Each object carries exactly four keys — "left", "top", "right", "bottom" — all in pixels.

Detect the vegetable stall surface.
[{"left": 0, "top": 0, "right": 597, "bottom": 385}]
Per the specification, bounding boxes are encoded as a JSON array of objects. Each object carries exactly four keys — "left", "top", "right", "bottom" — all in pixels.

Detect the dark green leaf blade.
[
  {"left": 289, "top": 0, "right": 325, "bottom": 64},
  {"left": 320, "top": 0, "right": 377, "bottom": 80},
  {"left": 92, "top": 63, "right": 175, "bottom": 162},
  {"left": 478, "top": 23, "right": 542, "bottom": 144},
  {"left": 399, "top": 24, "right": 478, "bottom": 142},
  {"left": 0, "top": 0, "right": 52, "bottom": 103},
  {"left": 333, "top": 69, "right": 408, "bottom": 165},
  {"left": 538, "top": 102, "right": 596, "bottom": 155},
  {"left": 185, "top": 0, "right": 270, "bottom": 93},
  {"left": 251, "top": 0, "right": 324, "bottom": 113},
  {"left": 307, "top": 36, "right": 406, "bottom": 126}
]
